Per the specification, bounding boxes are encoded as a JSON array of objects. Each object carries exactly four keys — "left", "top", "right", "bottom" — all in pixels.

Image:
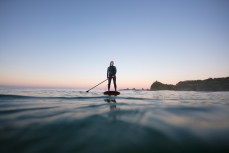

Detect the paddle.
[{"left": 86, "top": 79, "right": 108, "bottom": 93}]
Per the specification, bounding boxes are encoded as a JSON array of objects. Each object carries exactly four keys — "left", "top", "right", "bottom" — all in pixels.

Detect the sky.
[{"left": 0, "top": 0, "right": 229, "bottom": 89}]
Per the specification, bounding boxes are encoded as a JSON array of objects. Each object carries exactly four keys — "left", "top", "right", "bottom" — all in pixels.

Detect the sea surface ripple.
[{"left": 0, "top": 87, "right": 229, "bottom": 153}]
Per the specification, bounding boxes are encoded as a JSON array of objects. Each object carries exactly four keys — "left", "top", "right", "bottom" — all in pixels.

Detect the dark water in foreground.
[{"left": 0, "top": 88, "right": 229, "bottom": 153}]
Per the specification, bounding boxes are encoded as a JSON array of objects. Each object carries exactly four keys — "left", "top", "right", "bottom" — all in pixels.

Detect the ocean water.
[{"left": 0, "top": 87, "right": 229, "bottom": 153}]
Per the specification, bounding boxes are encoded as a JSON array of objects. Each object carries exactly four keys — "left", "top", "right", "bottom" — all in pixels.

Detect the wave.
[
  {"left": 0, "top": 94, "right": 109, "bottom": 100},
  {"left": 0, "top": 94, "right": 163, "bottom": 102},
  {"left": 0, "top": 94, "right": 208, "bottom": 102}
]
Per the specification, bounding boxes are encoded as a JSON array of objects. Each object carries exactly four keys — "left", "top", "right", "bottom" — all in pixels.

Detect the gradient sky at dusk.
[{"left": 1, "top": 0, "right": 229, "bottom": 89}]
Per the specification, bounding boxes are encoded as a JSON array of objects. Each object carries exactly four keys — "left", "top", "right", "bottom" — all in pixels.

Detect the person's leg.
[
  {"left": 108, "top": 77, "right": 111, "bottom": 91},
  {"left": 113, "top": 77, "right": 117, "bottom": 91}
]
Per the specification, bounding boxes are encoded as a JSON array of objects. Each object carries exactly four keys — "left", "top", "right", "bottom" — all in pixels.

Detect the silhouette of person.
[{"left": 107, "top": 61, "right": 117, "bottom": 91}]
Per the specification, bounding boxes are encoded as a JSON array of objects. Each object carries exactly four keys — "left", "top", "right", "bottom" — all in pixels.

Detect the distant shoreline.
[
  {"left": 119, "top": 88, "right": 150, "bottom": 91},
  {"left": 150, "top": 77, "right": 229, "bottom": 91}
]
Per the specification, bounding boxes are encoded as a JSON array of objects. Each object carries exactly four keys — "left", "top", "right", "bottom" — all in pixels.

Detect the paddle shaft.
[{"left": 86, "top": 79, "right": 108, "bottom": 92}]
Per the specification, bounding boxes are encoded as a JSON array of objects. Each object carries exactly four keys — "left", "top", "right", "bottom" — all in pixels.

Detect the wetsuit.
[{"left": 107, "top": 66, "right": 117, "bottom": 91}]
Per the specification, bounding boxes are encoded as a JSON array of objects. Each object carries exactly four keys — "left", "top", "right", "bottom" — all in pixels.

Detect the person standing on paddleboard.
[{"left": 107, "top": 61, "right": 117, "bottom": 91}]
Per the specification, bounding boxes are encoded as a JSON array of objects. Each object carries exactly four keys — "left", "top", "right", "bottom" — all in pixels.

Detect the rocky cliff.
[
  {"left": 150, "top": 81, "right": 174, "bottom": 90},
  {"left": 150, "top": 77, "right": 229, "bottom": 91}
]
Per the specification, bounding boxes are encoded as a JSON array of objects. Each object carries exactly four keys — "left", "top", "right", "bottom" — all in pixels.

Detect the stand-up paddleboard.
[{"left": 104, "top": 91, "right": 120, "bottom": 96}]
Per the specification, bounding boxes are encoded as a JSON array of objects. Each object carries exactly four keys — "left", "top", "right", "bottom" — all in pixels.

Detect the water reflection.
[
  {"left": 104, "top": 97, "right": 118, "bottom": 121},
  {"left": 104, "top": 98, "right": 117, "bottom": 111}
]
